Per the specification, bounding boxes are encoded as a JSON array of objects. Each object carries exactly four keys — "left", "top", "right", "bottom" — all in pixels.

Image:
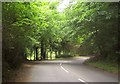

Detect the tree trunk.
[
  {"left": 55, "top": 51, "right": 57, "bottom": 58},
  {"left": 30, "top": 48, "right": 32, "bottom": 60},
  {"left": 36, "top": 47, "right": 39, "bottom": 60},
  {"left": 43, "top": 47, "right": 46, "bottom": 60},
  {"left": 50, "top": 48, "right": 52, "bottom": 60},
  {"left": 41, "top": 42, "right": 43, "bottom": 60},
  {"left": 41, "top": 40, "right": 46, "bottom": 60},
  {"left": 58, "top": 50, "right": 61, "bottom": 56},
  {"left": 46, "top": 50, "right": 48, "bottom": 60},
  {"left": 34, "top": 49, "right": 36, "bottom": 60}
]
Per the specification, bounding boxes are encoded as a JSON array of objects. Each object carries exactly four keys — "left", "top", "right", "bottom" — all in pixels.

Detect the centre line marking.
[
  {"left": 78, "top": 78, "right": 87, "bottom": 84},
  {"left": 60, "top": 63, "right": 62, "bottom": 66},
  {"left": 61, "top": 66, "right": 69, "bottom": 73}
]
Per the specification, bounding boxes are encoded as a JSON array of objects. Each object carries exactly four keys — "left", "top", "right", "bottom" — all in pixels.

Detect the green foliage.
[
  {"left": 64, "top": 2, "right": 118, "bottom": 61},
  {"left": 2, "top": 1, "right": 118, "bottom": 72},
  {"left": 2, "top": 1, "right": 64, "bottom": 67}
]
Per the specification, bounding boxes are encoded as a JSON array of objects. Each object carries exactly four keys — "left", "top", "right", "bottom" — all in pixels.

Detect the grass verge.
[{"left": 85, "top": 60, "right": 118, "bottom": 74}]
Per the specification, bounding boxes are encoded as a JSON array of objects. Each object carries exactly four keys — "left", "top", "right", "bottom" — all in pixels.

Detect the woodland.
[{"left": 2, "top": 1, "right": 119, "bottom": 80}]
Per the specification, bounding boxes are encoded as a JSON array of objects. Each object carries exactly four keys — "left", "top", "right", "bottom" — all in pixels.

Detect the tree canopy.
[{"left": 2, "top": 1, "right": 118, "bottom": 70}]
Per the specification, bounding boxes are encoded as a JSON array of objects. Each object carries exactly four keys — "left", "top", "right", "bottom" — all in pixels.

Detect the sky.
[{"left": 57, "top": 0, "right": 70, "bottom": 12}]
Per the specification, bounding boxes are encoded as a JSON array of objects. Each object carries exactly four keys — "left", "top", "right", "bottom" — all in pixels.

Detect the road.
[{"left": 14, "top": 57, "right": 118, "bottom": 84}]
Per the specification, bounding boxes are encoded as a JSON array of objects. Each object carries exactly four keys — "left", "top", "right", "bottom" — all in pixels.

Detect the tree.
[{"left": 63, "top": 2, "right": 118, "bottom": 61}]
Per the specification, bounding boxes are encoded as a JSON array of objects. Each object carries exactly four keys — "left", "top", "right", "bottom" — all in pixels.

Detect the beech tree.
[{"left": 2, "top": 1, "right": 118, "bottom": 70}]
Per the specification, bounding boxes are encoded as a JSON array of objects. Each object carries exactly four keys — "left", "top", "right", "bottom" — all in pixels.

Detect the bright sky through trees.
[{"left": 57, "top": 0, "right": 70, "bottom": 12}]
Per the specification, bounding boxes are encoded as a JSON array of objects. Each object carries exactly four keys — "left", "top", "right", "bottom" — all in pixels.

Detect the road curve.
[{"left": 14, "top": 57, "right": 118, "bottom": 83}]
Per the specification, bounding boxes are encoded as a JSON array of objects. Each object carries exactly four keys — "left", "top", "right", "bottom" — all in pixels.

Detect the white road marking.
[
  {"left": 78, "top": 78, "right": 87, "bottom": 84},
  {"left": 60, "top": 63, "right": 62, "bottom": 66},
  {"left": 61, "top": 66, "right": 69, "bottom": 73},
  {"left": 60, "top": 63, "right": 87, "bottom": 83},
  {"left": 78, "top": 78, "right": 85, "bottom": 82}
]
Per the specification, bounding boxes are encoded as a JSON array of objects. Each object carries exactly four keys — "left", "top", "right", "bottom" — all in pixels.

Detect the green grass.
[{"left": 85, "top": 61, "right": 118, "bottom": 74}]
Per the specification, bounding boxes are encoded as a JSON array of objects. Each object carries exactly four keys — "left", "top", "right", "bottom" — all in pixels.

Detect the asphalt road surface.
[{"left": 15, "top": 57, "right": 118, "bottom": 84}]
